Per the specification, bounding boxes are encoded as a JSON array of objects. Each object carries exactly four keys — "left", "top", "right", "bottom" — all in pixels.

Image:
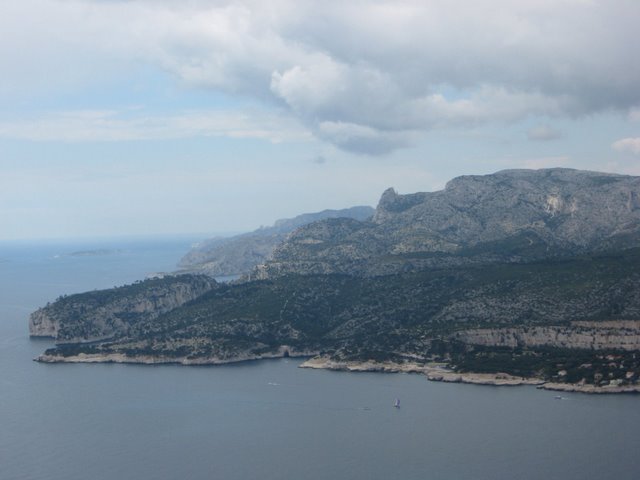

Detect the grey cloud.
[
  {"left": 315, "top": 121, "right": 414, "bottom": 156},
  {"left": 160, "top": 1, "right": 640, "bottom": 153},
  {"left": 527, "top": 125, "right": 563, "bottom": 142},
  {"left": 3, "top": 0, "right": 640, "bottom": 154}
]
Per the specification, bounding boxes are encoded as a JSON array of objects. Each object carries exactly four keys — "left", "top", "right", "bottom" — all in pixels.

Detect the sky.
[{"left": 1, "top": 0, "right": 640, "bottom": 241}]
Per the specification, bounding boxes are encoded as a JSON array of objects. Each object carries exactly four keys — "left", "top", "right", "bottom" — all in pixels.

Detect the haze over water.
[{"left": 1, "top": 238, "right": 639, "bottom": 480}]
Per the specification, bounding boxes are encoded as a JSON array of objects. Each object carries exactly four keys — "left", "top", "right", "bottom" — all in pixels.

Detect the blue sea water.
[{"left": 1, "top": 237, "right": 639, "bottom": 480}]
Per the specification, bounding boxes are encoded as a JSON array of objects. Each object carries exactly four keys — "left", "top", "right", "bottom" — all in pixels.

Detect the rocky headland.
[
  {"left": 30, "top": 168, "right": 640, "bottom": 393},
  {"left": 29, "top": 274, "right": 216, "bottom": 343}
]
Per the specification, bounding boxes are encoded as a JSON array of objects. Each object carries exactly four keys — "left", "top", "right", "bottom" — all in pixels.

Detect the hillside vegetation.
[{"left": 32, "top": 169, "right": 640, "bottom": 388}]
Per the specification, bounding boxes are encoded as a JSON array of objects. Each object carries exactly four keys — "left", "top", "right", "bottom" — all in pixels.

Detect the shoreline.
[
  {"left": 35, "top": 349, "right": 319, "bottom": 366},
  {"left": 299, "top": 356, "right": 543, "bottom": 386},
  {"left": 36, "top": 352, "right": 640, "bottom": 394},
  {"left": 299, "top": 356, "right": 640, "bottom": 394}
]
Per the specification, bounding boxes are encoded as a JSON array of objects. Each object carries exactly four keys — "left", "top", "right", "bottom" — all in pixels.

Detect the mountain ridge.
[
  {"left": 29, "top": 168, "right": 640, "bottom": 391},
  {"left": 254, "top": 168, "right": 640, "bottom": 278},
  {"left": 178, "top": 205, "right": 374, "bottom": 277}
]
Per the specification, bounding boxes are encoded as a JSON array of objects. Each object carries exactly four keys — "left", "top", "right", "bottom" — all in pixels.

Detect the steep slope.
[
  {"left": 29, "top": 274, "right": 217, "bottom": 343},
  {"left": 257, "top": 169, "right": 640, "bottom": 277},
  {"left": 178, "top": 206, "right": 374, "bottom": 276},
  {"left": 39, "top": 248, "right": 640, "bottom": 366}
]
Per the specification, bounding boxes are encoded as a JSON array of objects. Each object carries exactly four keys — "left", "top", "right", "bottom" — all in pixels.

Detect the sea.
[{"left": 1, "top": 237, "right": 639, "bottom": 480}]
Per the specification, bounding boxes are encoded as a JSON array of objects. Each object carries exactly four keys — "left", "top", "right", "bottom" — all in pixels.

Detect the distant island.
[
  {"left": 66, "top": 249, "right": 123, "bottom": 257},
  {"left": 30, "top": 168, "right": 640, "bottom": 393}
]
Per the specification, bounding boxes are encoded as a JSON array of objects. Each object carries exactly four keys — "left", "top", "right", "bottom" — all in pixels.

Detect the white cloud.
[
  {"left": 612, "top": 137, "right": 640, "bottom": 155},
  {"left": 1, "top": 0, "right": 640, "bottom": 153},
  {"left": 0, "top": 109, "right": 309, "bottom": 143}
]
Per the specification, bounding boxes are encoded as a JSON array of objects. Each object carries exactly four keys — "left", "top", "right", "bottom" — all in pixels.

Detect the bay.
[{"left": 1, "top": 238, "right": 639, "bottom": 480}]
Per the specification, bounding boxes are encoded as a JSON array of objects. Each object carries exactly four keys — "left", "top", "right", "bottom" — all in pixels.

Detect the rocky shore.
[
  {"left": 538, "top": 382, "right": 640, "bottom": 394},
  {"left": 36, "top": 350, "right": 640, "bottom": 393},
  {"left": 35, "top": 347, "right": 319, "bottom": 366},
  {"left": 37, "top": 351, "right": 640, "bottom": 393},
  {"left": 299, "top": 356, "right": 427, "bottom": 373},
  {"left": 299, "top": 356, "right": 640, "bottom": 393}
]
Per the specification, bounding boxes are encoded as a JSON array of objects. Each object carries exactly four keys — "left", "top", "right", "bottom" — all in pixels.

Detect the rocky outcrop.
[
  {"left": 299, "top": 356, "right": 428, "bottom": 373},
  {"left": 29, "top": 274, "right": 217, "bottom": 343},
  {"left": 178, "top": 206, "right": 374, "bottom": 277},
  {"left": 29, "top": 308, "right": 60, "bottom": 337},
  {"left": 538, "top": 382, "right": 640, "bottom": 393},
  {"left": 452, "top": 321, "right": 640, "bottom": 351},
  {"left": 256, "top": 169, "right": 640, "bottom": 278},
  {"left": 36, "top": 345, "right": 318, "bottom": 365}
]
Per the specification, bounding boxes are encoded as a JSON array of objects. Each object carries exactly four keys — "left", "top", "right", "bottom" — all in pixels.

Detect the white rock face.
[
  {"left": 544, "top": 194, "right": 563, "bottom": 216},
  {"left": 453, "top": 321, "right": 640, "bottom": 351},
  {"left": 28, "top": 275, "right": 216, "bottom": 343},
  {"left": 28, "top": 309, "right": 58, "bottom": 337}
]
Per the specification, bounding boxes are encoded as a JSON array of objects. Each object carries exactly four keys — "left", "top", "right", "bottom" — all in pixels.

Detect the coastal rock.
[
  {"left": 299, "top": 359, "right": 638, "bottom": 393},
  {"left": 29, "top": 274, "right": 217, "bottom": 343},
  {"left": 299, "top": 356, "right": 427, "bottom": 373},
  {"left": 538, "top": 382, "right": 640, "bottom": 394},
  {"left": 36, "top": 345, "right": 319, "bottom": 365},
  {"left": 299, "top": 358, "right": 546, "bottom": 387},
  {"left": 29, "top": 308, "right": 59, "bottom": 337}
]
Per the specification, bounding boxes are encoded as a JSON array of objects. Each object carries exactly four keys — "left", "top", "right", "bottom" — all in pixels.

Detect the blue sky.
[{"left": 1, "top": 0, "right": 639, "bottom": 241}]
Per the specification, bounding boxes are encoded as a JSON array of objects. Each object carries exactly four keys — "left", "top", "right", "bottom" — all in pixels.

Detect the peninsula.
[{"left": 30, "top": 169, "right": 640, "bottom": 392}]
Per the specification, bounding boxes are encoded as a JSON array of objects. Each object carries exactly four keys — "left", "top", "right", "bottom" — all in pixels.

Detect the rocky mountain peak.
[
  {"left": 379, "top": 187, "right": 398, "bottom": 202},
  {"left": 257, "top": 168, "right": 640, "bottom": 278},
  {"left": 373, "top": 187, "right": 428, "bottom": 223}
]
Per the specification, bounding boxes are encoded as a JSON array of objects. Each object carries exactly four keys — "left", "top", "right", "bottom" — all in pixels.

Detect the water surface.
[{"left": 1, "top": 238, "right": 638, "bottom": 480}]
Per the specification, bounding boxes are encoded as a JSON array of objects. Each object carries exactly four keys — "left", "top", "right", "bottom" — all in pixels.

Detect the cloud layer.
[
  {"left": 2, "top": 0, "right": 640, "bottom": 153},
  {"left": 0, "top": 109, "right": 308, "bottom": 143},
  {"left": 612, "top": 138, "right": 640, "bottom": 155}
]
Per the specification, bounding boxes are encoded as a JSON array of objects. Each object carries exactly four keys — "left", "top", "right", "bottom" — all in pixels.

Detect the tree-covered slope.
[
  {"left": 29, "top": 274, "right": 217, "bottom": 343},
  {"left": 41, "top": 248, "right": 640, "bottom": 374}
]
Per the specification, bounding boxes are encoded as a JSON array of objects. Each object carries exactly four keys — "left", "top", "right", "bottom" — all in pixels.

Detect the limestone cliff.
[
  {"left": 29, "top": 308, "right": 60, "bottom": 337},
  {"left": 452, "top": 321, "right": 640, "bottom": 351},
  {"left": 29, "top": 274, "right": 217, "bottom": 343}
]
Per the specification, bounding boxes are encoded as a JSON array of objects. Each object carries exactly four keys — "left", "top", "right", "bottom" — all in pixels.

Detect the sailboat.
[{"left": 394, "top": 398, "right": 400, "bottom": 408}]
